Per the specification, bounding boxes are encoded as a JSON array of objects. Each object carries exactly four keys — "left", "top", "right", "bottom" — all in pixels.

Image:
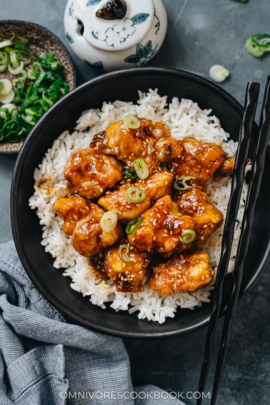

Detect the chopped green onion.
[
  {"left": 126, "top": 187, "right": 146, "bottom": 203},
  {"left": 8, "top": 61, "right": 24, "bottom": 75},
  {"left": 152, "top": 118, "right": 156, "bottom": 126},
  {"left": 0, "top": 40, "right": 13, "bottom": 49},
  {"left": 100, "top": 211, "right": 118, "bottom": 232},
  {"left": 251, "top": 33, "right": 270, "bottom": 49},
  {"left": 245, "top": 39, "right": 264, "bottom": 57},
  {"left": 134, "top": 158, "right": 149, "bottom": 180},
  {"left": 0, "top": 36, "right": 69, "bottom": 144},
  {"left": 0, "top": 79, "right": 12, "bottom": 95},
  {"left": 126, "top": 217, "right": 142, "bottom": 235},
  {"left": 179, "top": 229, "right": 196, "bottom": 244},
  {"left": 123, "top": 114, "right": 140, "bottom": 129},
  {"left": 174, "top": 176, "right": 194, "bottom": 191},
  {"left": 209, "top": 65, "right": 230, "bottom": 83},
  {"left": 125, "top": 171, "right": 138, "bottom": 179},
  {"left": 118, "top": 244, "right": 131, "bottom": 263}
]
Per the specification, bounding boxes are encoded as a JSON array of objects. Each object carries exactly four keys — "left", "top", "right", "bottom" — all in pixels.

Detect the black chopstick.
[
  {"left": 210, "top": 77, "right": 270, "bottom": 405},
  {"left": 196, "top": 82, "right": 260, "bottom": 405}
]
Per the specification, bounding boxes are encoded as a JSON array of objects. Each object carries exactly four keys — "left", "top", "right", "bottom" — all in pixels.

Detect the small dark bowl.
[
  {"left": 11, "top": 68, "right": 270, "bottom": 339},
  {"left": 0, "top": 20, "right": 76, "bottom": 154}
]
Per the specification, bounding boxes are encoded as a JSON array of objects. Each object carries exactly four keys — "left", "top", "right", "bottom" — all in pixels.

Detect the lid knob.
[{"left": 96, "top": 0, "right": 127, "bottom": 20}]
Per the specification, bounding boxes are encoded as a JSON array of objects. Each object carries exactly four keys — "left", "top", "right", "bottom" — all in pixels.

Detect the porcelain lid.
[{"left": 74, "top": 0, "right": 154, "bottom": 52}]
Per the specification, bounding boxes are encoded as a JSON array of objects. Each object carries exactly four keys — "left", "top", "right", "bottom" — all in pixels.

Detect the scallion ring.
[
  {"left": 174, "top": 176, "right": 194, "bottom": 191},
  {"left": 126, "top": 217, "right": 142, "bottom": 235},
  {"left": 118, "top": 244, "right": 131, "bottom": 263},
  {"left": 134, "top": 158, "right": 149, "bottom": 180},
  {"left": 179, "top": 229, "right": 196, "bottom": 244},
  {"left": 123, "top": 114, "right": 140, "bottom": 129},
  {"left": 100, "top": 211, "right": 118, "bottom": 232},
  {"left": 152, "top": 118, "right": 156, "bottom": 126},
  {"left": 245, "top": 39, "right": 264, "bottom": 57},
  {"left": 126, "top": 187, "right": 146, "bottom": 203}
]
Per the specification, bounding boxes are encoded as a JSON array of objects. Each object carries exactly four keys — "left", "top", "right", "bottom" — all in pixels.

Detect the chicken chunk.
[
  {"left": 64, "top": 147, "right": 122, "bottom": 200},
  {"left": 98, "top": 170, "right": 173, "bottom": 223},
  {"left": 104, "top": 241, "right": 151, "bottom": 292},
  {"left": 54, "top": 195, "right": 92, "bottom": 236},
  {"left": 173, "top": 137, "right": 227, "bottom": 185},
  {"left": 92, "top": 118, "right": 181, "bottom": 174},
  {"left": 136, "top": 169, "right": 173, "bottom": 202},
  {"left": 149, "top": 250, "right": 213, "bottom": 296},
  {"left": 98, "top": 182, "right": 151, "bottom": 224},
  {"left": 213, "top": 156, "right": 235, "bottom": 182},
  {"left": 128, "top": 195, "right": 196, "bottom": 253},
  {"left": 174, "top": 188, "right": 223, "bottom": 246},
  {"left": 71, "top": 203, "right": 123, "bottom": 257}
]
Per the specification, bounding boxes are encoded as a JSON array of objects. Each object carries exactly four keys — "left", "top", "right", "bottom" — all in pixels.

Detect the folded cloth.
[{"left": 0, "top": 241, "right": 184, "bottom": 405}]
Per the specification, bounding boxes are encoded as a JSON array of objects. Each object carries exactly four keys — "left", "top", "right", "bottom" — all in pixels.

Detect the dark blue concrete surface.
[{"left": 1, "top": 1, "right": 270, "bottom": 403}]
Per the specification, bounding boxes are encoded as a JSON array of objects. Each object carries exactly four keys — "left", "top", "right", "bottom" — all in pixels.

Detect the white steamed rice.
[{"left": 29, "top": 89, "right": 248, "bottom": 324}]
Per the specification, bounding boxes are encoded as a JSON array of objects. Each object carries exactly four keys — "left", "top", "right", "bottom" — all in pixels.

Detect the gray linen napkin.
[{"left": 0, "top": 241, "right": 184, "bottom": 405}]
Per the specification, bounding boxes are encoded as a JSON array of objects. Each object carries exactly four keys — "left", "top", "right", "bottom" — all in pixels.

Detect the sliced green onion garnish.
[
  {"left": 251, "top": 33, "right": 270, "bottom": 49},
  {"left": 100, "top": 211, "right": 118, "bottom": 232},
  {"left": 8, "top": 61, "right": 24, "bottom": 75},
  {"left": 179, "top": 229, "right": 196, "bottom": 244},
  {"left": 174, "top": 176, "right": 194, "bottom": 191},
  {"left": 126, "top": 187, "right": 146, "bottom": 203},
  {"left": 0, "top": 40, "right": 13, "bottom": 49},
  {"left": 125, "top": 171, "right": 138, "bottom": 179},
  {"left": 152, "top": 118, "right": 156, "bottom": 126},
  {"left": 126, "top": 217, "right": 142, "bottom": 235},
  {"left": 123, "top": 114, "right": 140, "bottom": 129},
  {"left": 245, "top": 39, "right": 264, "bottom": 57},
  {"left": 134, "top": 158, "right": 149, "bottom": 180},
  {"left": 118, "top": 244, "right": 131, "bottom": 263}
]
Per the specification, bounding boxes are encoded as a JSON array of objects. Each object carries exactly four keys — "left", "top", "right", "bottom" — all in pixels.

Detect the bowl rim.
[
  {"left": 11, "top": 67, "right": 270, "bottom": 339},
  {"left": 0, "top": 19, "right": 77, "bottom": 155}
]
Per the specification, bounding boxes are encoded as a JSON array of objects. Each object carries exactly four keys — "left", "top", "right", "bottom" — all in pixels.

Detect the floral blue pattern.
[
  {"left": 84, "top": 59, "right": 104, "bottom": 71},
  {"left": 68, "top": 2, "right": 76, "bottom": 20},
  {"left": 154, "top": 10, "right": 160, "bottom": 35},
  {"left": 91, "top": 13, "right": 150, "bottom": 48},
  {"left": 124, "top": 40, "right": 158, "bottom": 67},
  {"left": 66, "top": 32, "right": 74, "bottom": 43},
  {"left": 86, "top": 0, "right": 102, "bottom": 5}
]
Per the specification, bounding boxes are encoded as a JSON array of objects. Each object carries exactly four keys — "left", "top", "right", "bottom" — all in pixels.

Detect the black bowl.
[{"left": 11, "top": 68, "right": 270, "bottom": 339}]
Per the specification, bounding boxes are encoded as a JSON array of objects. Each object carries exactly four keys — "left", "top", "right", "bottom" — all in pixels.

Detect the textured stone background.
[{"left": 1, "top": 1, "right": 270, "bottom": 404}]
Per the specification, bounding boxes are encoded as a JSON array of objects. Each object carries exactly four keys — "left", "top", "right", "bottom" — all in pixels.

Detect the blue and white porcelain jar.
[{"left": 64, "top": 0, "right": 167, "bottom": 71}]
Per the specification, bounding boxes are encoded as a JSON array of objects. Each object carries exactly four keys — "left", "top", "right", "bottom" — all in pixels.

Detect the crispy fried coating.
[
  {"left": 71, "top": 203, "right": 123, "bottom": 257},
  {"left": 174, "top": 188, "right": 223, "bottom": 246},
  {"left": 173, "top": 137, "right": 227, "bottom": 184},
  {"left": 149, "top": 250, "right": 213, "bottom": 296},
  {"left": 92, "top": 118, "right": 181, "bottom": 174},
  {"left": 54, "top": 195, "right": 92, "bottom": 236},
  {"left": 128, "top": 195, "right": 196, "bottom": 253},
  {"left": 104, "top": 241, "right": 151, "bottom": 292},
  {"left": 64, "top": 147, "right": 122, "bottom": 200}
]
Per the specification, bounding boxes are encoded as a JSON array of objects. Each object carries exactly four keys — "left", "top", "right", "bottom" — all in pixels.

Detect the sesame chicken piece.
[
  {"left": 104, "top": 241, "right": 151, "bottom": 292},
  {"left": 127, "top": 195, "right": 196, "bottom": 253},
  {"left": 213, "top": 156, "right": 235, "bottom": 182},
  {"left": 91, "top": 118, "right": 179, "bottom": 174},
  {"left": 136, "top": 169, "right": 174, "bottom": 202},
  {"left": 149, "top": 250, "right": 213, "bottom": 296},
  {"left": 174, "top": 188, "right": 223, "bottom": 247},
  {"left": 173, "top": 137, "right": 227, "bottom": 184},
  {"left": 54, "top": 195, "right": 92, "bottom": 236},
  {"left": 71, "top": 203, "right": 123, "bottom": 257},
  {"left": 64, "top": 147, "right": 122, "bottom": 200},
  {"left": 98, "top": 182, "right": 151, "bottom": 224}
]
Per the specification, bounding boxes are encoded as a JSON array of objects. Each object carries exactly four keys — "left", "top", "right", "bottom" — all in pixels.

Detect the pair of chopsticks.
[{"left": 197, "top": 76, "right": 270, "bottom": 405}]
